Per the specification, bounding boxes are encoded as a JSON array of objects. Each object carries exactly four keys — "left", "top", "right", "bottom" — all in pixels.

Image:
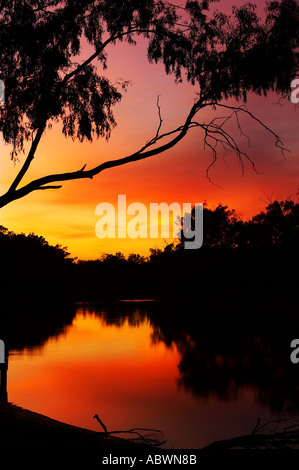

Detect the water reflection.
[
  {"left": 2, "top": 302, "right": 76, "bottom": 351},
  {"left": 150, "top": 300, "right": 299, "bottom": 413},
  {"left": 1, "top": 302, "right": 76, "bottom": 403},
  {"left": 3, "top": 297, "right": 299, "bottom": 447},
  {"left": 75, "top": 299, "right": 299, "bottom": 414}
]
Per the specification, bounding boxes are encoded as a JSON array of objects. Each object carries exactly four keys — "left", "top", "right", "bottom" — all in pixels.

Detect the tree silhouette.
[
  {"left": 0, "top": 225, "right": 75, "bottom": 303},
  {"left": 0, "top": 196, "right": 298, "bottom": 300},
  {"left": 177, "top": 197, "right": 299, "bottom": 250},
  {"left": 0, "top": 0, "right": 298, "bottom": 207}
]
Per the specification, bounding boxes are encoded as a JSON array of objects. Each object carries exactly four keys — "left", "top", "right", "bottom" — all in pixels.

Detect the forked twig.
[{"left": 93, "top": 414, "right": 167, "bottom": 447}]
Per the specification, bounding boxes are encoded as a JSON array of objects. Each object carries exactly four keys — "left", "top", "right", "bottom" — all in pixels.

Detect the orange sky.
[{"left": 1, "top": 2, "right": 299, "bottom": 259}]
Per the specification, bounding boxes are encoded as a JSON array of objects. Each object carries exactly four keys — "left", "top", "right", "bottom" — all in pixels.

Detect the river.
[{"left": 6, "top": 300, "right": 299, "bottom": 449}]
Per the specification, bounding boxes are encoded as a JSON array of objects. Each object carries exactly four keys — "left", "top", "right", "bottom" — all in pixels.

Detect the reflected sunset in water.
[{"left": 7, "top": 302, "right": 297, "bottom": 449}]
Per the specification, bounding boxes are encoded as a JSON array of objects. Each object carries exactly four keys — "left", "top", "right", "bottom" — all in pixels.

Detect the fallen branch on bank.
[
  {"left": 201, "top": 418, "right": 299, "bottom": 450},
  {"left": 93, "top": 414, "right": 167, "bottom": 447},
  {"left": 94, "top": 414, "right": 299, "bottom": 450}
]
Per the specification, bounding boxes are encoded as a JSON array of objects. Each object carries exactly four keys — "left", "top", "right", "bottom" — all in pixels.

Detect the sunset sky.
[{"left": 1, "top": 0, "right": 298, "bottom": 260}]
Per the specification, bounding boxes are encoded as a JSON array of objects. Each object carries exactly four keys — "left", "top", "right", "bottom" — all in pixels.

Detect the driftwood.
[
  {"left": 93, "top": 414, "right": 167, "bottom": 447},
  {"left": 94, "top": 414, "right": 299, "bottom": 450},
  {"left": 201, "top": 418, "right": 299, "bottom": 450},
  {"left": 93, "top": 414, "right": 108, "bottom": 439}
]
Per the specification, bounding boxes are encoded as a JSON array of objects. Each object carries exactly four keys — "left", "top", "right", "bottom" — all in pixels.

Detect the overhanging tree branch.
[
  {"left": 0, "top": 100, "right": 202, "bottom": 207},
  {"left": 0, "top": 98, "right": 289, "bottom": 207}
]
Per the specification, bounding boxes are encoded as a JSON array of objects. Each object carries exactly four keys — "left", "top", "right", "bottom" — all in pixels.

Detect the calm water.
[{"left": 6, "top": 300, "right": 299, "bottom": 449}]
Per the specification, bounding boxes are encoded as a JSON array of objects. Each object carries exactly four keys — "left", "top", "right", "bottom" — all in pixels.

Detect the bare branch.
[
  {"left": 185, "top": 101, "right": 291, "bottom": 187},
  {"left": 93, "top": 414, "right": 108, "bottom": 439},
  {"left": 154, "top": 95, "right": 163, "bottom": 140},
  {"left": 93, "top": 413, "right": 166, "bottom": 447},
  {"left": 36, "top": 185, "right": 62, "bottom": 190},
  {"left": 214, "top": 103, "right": 290, "bottom": 158},
  {"left": 0, "top": 99, "right": 289, "bottom": 208},
  {"left": 202, "top": 418, "right": 299, "bottom": 450},
  {"left": 251, "top": 417, "right": 261, "bottom": 434}
]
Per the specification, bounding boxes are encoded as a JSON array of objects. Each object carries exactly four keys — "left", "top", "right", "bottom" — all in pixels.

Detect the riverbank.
[
  {"left": 0, "top": 402, "right": 151, "bottom": 465},
  {"left": 1, "top": 402, "right": 297, "bottom": 468}
]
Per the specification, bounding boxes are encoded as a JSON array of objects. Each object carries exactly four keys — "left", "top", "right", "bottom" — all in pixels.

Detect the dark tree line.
[
  {"left": 1, "top": 197, "right": 298, "bottom": 303},
  {"left": 178, "top": 199, "right": 299, "bottom": 250},
  {"left": 0, "top": 226, "right": 75, "bottom": 306},
  {"left": 77, "top": 197, "right": 299, "bottom": 300}
]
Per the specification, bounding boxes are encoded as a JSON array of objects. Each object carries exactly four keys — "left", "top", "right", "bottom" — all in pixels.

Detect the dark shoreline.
[
  {"left": 1, "top": 402, "right": 298, "bottom": 466},
  {"left": 0, "top": 402, "right": 152, "bottom": 465}
]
